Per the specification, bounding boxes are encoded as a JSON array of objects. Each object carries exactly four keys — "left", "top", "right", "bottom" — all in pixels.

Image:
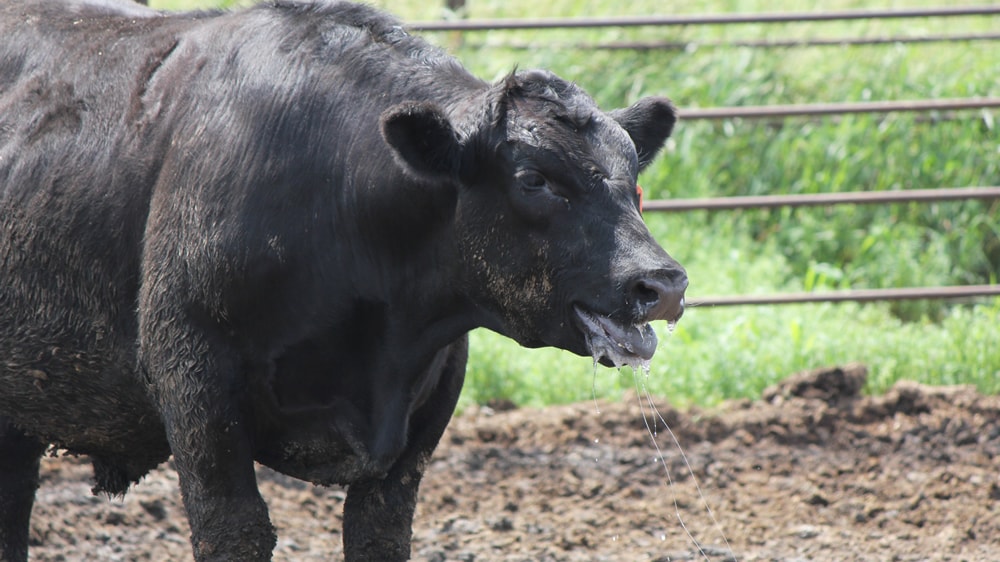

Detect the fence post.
[{"left": 444, "top": 0, "right": 467, "bottom": 49}]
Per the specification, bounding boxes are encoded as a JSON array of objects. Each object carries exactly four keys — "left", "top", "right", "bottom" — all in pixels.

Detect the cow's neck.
[{"left": 254, "top": 216, "right": 483, "bottom": 482}]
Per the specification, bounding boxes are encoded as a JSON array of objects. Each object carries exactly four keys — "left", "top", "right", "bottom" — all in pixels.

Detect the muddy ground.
[{"left": 27, "top": 364, "right": 1000, "bottom": 561}]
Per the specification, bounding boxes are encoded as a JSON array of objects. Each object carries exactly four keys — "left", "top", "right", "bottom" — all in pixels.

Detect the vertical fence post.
[{"left": 444, "top": 0, "right": 467, "bottom": 49}]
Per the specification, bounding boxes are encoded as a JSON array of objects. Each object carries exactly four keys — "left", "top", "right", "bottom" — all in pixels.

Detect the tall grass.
[{"left": 154, "top": 0, "right": 1000, "bottom": 407}]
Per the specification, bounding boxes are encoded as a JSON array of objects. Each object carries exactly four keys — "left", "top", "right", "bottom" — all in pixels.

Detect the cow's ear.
[
  {"left": 609, "top": 97, "right": 677, "bottom": 172},
  {"left": 381, "top": 102, "right": 462, "bottom": 183}
]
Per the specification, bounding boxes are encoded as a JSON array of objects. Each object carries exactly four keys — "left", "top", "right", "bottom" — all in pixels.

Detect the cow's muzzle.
[{"left": 572, "top": 267, "right": 687, "bottom": 369}]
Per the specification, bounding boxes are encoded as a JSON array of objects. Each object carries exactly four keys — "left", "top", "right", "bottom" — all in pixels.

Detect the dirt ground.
[{"left": 27, "top": 364, "right": 1000, "bottom": 561}]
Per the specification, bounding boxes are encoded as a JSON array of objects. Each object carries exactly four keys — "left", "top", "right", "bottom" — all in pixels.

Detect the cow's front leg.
[
  {"left": 343, "top": 339, "right": 468, "bottom": 561},
  {"left": 343, "top": 469, "right": 422, "bottom": 561},
  {"left": 142, "top": 324, "right": 275, "bottom": 562},
  {"left": 0, "top": 416, "right": 46, "bottom": 562}
]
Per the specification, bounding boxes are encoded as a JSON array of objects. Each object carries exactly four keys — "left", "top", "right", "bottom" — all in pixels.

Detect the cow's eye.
[
  {"left": 510, "top": 169, "right": 567, "bottom": 222},
  {"left": 516, "top": 170, "right": 548, "bottom": 193}
]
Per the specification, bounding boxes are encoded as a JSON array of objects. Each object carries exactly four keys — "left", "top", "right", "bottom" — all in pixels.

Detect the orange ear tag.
[{"left": 636, "top": 184, "right": 644, "bottom": 214}]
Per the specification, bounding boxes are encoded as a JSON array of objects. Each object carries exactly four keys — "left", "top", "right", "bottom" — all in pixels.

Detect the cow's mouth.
[{"left": 573, "top": 306, "right": 658, "bottom": 369}]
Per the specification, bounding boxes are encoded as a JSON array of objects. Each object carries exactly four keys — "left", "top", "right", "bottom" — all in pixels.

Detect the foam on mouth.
[{"left": 574, "top": 306, "right": 658, "bottom": 369}]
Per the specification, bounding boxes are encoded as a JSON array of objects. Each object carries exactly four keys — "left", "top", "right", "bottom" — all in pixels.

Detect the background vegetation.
[{"left": 153, "top": 0, "right": 1000, "bottom": 408}]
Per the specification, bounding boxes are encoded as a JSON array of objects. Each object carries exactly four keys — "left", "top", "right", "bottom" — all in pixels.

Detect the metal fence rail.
[
  {"left": 644, "top": 187, "right": 1000, "bottom": 212},
  {"left": 678, "top": 98, "right": 1000, "bottom": 120},
  {"left": 475, "top": 32, "right": 1000, "bottom": 51},
  {"left": 691, "top": 285, "right": 1000, "bottom": 307},
  {"left": 409, "top": 6, "right": 1000, "bottom": 32}
]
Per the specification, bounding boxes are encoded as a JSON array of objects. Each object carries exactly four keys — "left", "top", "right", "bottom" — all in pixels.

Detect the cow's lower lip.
[{"left": 573, "top": 306, "right": 658, "bottom": 368}]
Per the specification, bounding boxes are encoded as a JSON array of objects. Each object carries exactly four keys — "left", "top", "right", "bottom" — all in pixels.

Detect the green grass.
[{"left": 154, "top": 0, "right": 1000, "bottom": 407}]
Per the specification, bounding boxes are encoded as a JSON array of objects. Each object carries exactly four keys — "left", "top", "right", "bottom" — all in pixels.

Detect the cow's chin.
[{"left": 572, "top": 305, "right": 658, "bottom": 369}]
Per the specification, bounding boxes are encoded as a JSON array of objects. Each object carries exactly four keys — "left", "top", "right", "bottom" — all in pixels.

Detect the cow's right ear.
[
  {"left": 381, "top": 102, "right": 463, "bottom": 184},
  {"left": 609, "top": 97, "right": 677, "bottom": 172}
]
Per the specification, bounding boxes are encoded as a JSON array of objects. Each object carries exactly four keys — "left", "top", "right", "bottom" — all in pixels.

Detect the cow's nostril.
[
  {"left": 628, "top": 273, "right": 687, "bottom": 323},
  {"left": 634, "top": 281, "right": 661, "bottom": 309}
]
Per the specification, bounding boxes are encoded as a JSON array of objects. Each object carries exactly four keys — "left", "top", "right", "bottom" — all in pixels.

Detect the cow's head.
[{"left": 381, "top": 70, "right": 686, "bottom": 368}]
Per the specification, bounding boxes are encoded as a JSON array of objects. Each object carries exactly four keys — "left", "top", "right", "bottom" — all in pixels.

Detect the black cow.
[{"left": 0, "top": 0, "right": 687, "bottom": 560}]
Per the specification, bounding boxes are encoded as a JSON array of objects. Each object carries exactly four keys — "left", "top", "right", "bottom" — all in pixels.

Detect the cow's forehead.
[{"left": 503, "top": 92, "right": 638, "bottom": 182}]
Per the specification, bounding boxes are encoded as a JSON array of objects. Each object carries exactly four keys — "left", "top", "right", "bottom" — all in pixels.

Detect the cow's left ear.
[
  {"left": 609, "top": 97, "right": 677, "bottom": 172},
  {"left": 381, "top": 102, "right": 462, "bottom": 183}
]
